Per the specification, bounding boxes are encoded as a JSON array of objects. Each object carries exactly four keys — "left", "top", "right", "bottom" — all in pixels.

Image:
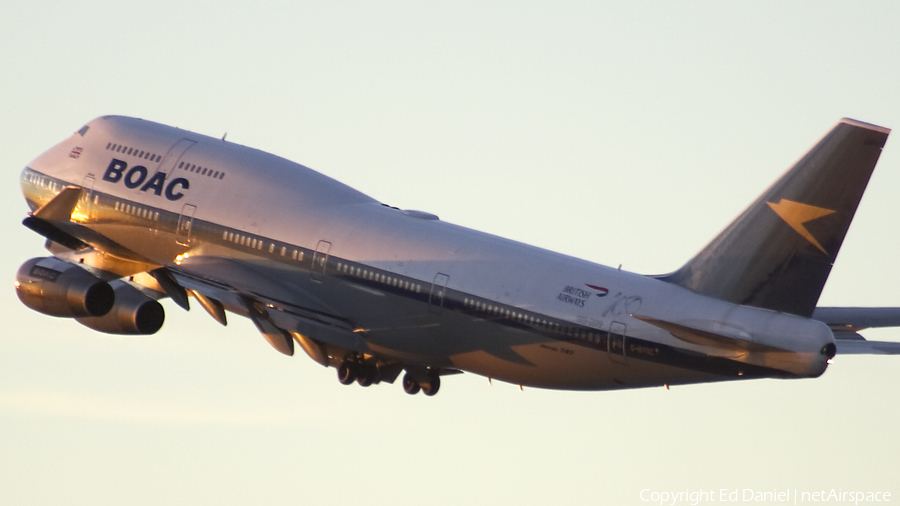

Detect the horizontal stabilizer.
[
  {"left": 632, "top": 314, "right": 786, "bottom": 354},
  {"left": 813, "top": 307, "right": 900, "bottom": 330},
  {"left": 835, "top": 340, "right": 900, "bottom": 355},
  {"left": 831, "top": 329, "right": 866, "bottom": 341}
]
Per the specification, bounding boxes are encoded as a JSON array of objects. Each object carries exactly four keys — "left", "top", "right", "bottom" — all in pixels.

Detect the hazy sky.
[{"left": 2, "top": 2, "right": 899, "bottom": 505}]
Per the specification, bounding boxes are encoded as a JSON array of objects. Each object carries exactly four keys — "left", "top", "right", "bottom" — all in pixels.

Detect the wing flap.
[
  {"left": 267, "top": 306, "right": 369, "bottom": 353},
  {"left": 169, "top": 258, "right": 369, "bottom": 355}
]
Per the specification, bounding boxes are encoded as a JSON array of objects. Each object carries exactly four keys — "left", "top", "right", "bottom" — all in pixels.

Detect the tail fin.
[{"left": 660, "top": 118, "right": 890, "bottom": 317}]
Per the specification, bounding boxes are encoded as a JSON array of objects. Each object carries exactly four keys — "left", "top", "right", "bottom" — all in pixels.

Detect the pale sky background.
[{"left": 2, "top": 2, "right": 899, "bottom": 505}]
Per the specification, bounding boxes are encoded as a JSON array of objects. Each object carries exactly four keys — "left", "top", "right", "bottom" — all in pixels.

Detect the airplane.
[{"left": 14, "top": 116, "right": 900, "bottom": 396}]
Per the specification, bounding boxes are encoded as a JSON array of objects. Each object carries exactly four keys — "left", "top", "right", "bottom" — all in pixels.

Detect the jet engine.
[
  {"left": 15, "top": 257, "right": 114, "bottom": 317},
  {"left": 76, "top": 281, "right": 164, "bottom": 335}
]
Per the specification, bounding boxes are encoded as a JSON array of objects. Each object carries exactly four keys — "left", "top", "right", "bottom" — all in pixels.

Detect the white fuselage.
[{"left": 20, "top": 116, "right": 834, "bottom": 390}]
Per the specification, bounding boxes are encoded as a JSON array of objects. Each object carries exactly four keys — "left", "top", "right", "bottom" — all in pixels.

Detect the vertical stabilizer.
[{"left": 661, "top": 119, "right": 889, "bottom": 317}]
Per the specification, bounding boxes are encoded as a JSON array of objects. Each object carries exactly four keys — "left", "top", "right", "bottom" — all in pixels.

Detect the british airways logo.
[
  {"left": 585, "top": 284, "right": 609, "bottom": 297},
  {"left": 102, "top": 159, "right": 189, "bottom": 201}
]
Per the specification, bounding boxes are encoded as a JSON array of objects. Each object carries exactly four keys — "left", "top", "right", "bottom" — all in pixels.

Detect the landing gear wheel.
[
  {"left": 337, "top": 362, "right": 357, "bottom": 385},
  {"left": 357, "top": 366, "right": 377, "bottom": 387},
  {"left": 421, "top": 375, "right": 441, "bottom": 397},
  {"left": 402, "top": 373, "right": 420, "bottom": 395}
]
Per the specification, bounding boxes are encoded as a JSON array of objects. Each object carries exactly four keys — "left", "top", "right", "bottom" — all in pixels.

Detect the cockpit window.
[{"left": 77, "top": 125, "right": 89, "bottom": 136}]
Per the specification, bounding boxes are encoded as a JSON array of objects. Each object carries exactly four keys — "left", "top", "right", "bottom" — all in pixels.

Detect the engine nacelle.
[
  {"left": 15, "top": 257, "right": 114, "bottom": 317},
  {"left": 76, "top": 281, "right": 165, "bottom": 335}
]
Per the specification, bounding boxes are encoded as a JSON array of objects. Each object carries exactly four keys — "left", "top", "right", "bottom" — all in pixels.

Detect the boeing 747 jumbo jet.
[{"left": 15, "top": 116, "right": 900, "bottom": 396}]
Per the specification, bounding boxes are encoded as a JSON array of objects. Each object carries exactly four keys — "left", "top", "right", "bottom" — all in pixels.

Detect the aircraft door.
[
  {"left": 176, "top": 204, "right": 196, "bottom": 246},
  {"left": 608, "top": 321, "right": 627, "bottom": 364},
  {"left": 311, "top": 240, "right": 331, "bottom": 282},
  {"left": 429, "top": 273, "right": 450, "bottom": 313},
  {"left": 158, "top": 139, "right": 196, "bottom": 175}
]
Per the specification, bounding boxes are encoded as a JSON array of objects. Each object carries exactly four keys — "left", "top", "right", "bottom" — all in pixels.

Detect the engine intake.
[
  {"left": 15, "top": 257, "right": 114, "bottom": 317},
  {"left": 76, "top": 281, "right": 165, "bottom": 335}
]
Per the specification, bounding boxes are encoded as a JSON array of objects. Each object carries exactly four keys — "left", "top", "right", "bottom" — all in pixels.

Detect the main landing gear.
[
  {"left": 335, "top": 355, "right": 442, "bottom": 396},
  {"left": 402, "top": 371, "right": 440, "bottom": 396},
  {"left": 336, "top": 357, "right": 379, "bottom": 387}
]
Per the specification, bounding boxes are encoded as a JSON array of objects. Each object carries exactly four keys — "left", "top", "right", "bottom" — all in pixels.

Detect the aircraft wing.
[
  {"left": 24, "top": 187, "right": 365, "bottom": 363},
  {"left": 170, "top": 255, "right": 370, "bottom": 358},
  {"left": 24, "top": 186, "right": 157, "bottom": 265}
]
